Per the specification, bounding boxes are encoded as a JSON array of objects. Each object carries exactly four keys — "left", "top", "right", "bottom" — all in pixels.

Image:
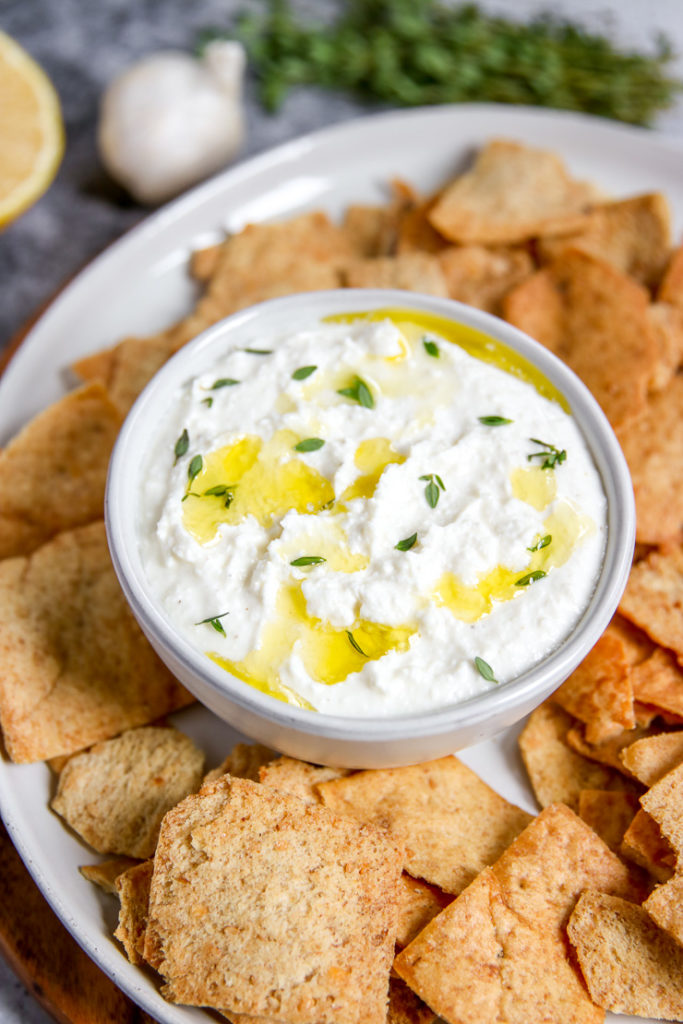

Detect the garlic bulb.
[{"left": 98, "top": 41, "right": 246, "bottom": 205}]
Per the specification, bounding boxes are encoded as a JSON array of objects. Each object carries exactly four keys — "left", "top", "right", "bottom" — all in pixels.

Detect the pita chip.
[
  {"left": 518, "top": 702, "right": 629, "bottom": 811},
  {"left": 640, "top": 760, "right": 683, "bottom": 861},
  {"left": 537, "top": 192, "right": 671, "bottom": 287},
  {"left": 643, "top": 874, "right": 683, "bottom": 948},
  {"left": 72, "top": 335, "right": 175, "bottom": 415},
  {"left": 568, "top": 891, "right": 683, "bottom": 1019},
  {"left": 428, "top": 139, "right": 594, "bottom": 245},
  {"left": 621, "top": 808, "right": 676, "bottom": 881},
  {"left": 343, "top": 253, "right": 448, "bottom": 297},
  {"left": 577, "top": 789, "right": 639, "bottom": 851},
  {"left": 395, "top": 873, "right": 452, "bottom": 949},
  {"left": 114, "top": 860, "right": 154, "bottom": 966},
  {"left": 202, "top": 742, "right": 276, "bottom": 786},
  {"left": 630, "top": 646, "right": 683, "bottom": 717},
  {"left": 394, "top": 804, "right": 638, "bottom": 1024},
  {"left": 619, "top": 544, "right": 683, "bottom": 661},
  {"left": 0, "top": 521, "right": 193, "bottom": 762},
  {"left": 504, "top": 249, "right": 657, "bottom": 430},
  {"left": 318, "top": 755, "right": 532, "bottom": 894},
  {"left": 145, "top": 776, "right": 403, "bottom": 1024},
  {"left": 259, "top": 756, "right": 351, "bottom": 804},
  {"left": 620, "top": 731, "right": 683, "bottom": 786},
  {"left": 565, "top": 722, "right": 652, "bottom": 777},
  {"left": 553, "top": 632, "right": 634, "bottom": 743},
  {"left": 647, "top": 302, "right": 683, "bottom": 391},
  {"left": 79, "top": 856, "right": 140, "bottom": 895},
  {"left": 616, "top": 379, "right": 683, "bottom": 545},
  {"left": 386, "top": 978, "right": 435, "bottom": 1024},
  {"left": 51, "top": 726, "right": 205, "bottom": 858},
  {"left": 0, "top": 383, "right": 121, "bottom": 559},
  {"left": 437, "top": 244, "right": 533, "bottom": 314},
  {"left": 658, "top": 243, "right": 683, "bottom": 308}
]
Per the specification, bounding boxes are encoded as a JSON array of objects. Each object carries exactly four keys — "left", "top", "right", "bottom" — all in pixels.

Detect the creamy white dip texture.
[{"left": 140, "top": 310, "right": 606, "bottom": 716}]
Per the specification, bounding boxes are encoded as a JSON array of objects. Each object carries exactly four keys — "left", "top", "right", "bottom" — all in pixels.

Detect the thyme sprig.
[
  {"left": 420, "top": 473, "right": 446, "bottom": 508},
  {"left": 195, "top": 611, "right": 230, "bottom": 636},
  {"left": 527, "top": 438, "right": 567, "bottom": 470}
]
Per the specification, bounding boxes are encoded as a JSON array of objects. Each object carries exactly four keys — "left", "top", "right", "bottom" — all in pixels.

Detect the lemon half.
[{"left": 0, "top": 31, "right": 64, "bottom": 226}]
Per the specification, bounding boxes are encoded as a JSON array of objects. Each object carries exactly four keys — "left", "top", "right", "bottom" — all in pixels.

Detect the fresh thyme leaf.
[
  {"left": 188, "top": 455, "right": 203, "bottom": 483},
  {"left": 396, "top": 532, "right": 418, "bottom": 551},
  {"left": 174, "top": 428, "right": 189, "bottom": 464},
  {"left": 294, "top": 438, "right": 325, "bottom": 452},
  {"left": 244, "top": 348, "right": 272, "bottom": 355},
  {"left": 423, "top": 338, "right": 439, "bottom": 358},
  {"left": 515, "top": 569, "right": 548, "bottom": 587},
  {"left": 479, "top": 415, "right": 513, "bottom": 426},
  {"left": 211, "top": 378, "right": 239, "bottom": 389},
  {"left": 202, "top": 397, "right": 214, "bottom": 408},
  {"left": 527, "top": 534, "right": 552, "bottom": 552},
  {"left": 195, "top": 611, "right": 230, "bottom": 636},
  {"left": 337, "top": 376, "right": 374, "bottom": 409},
  {"left": 346, "top": 630, "right": 368, "bottom": 657},
  {"left": 474, "top": 656, "right": 497, "bottom": 683},
  {"left": 420, "top": 473, "right": 445, "bottom": 508},
  {"left": 290, "top": 555, "right": 327, "bottom": 566},
  {"left": 527, "top": 438, "right": 567, "bottom": 470},
  {"left": 181, "top": 492, "right": 200, "bottom": 502},
  {"left": 293, "top": 365, "right": 317, "bottom": 380},
  {"left": 229, "top": 0, "right": 682, "bottom": 127},
  {"left": 204, "top": 485, "right": 229, "bottom": 496}
]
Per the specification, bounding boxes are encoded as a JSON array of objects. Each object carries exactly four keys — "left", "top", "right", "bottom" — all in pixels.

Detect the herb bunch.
[{"left": 204, "top": 0, "right": 681, "bottom": 126}]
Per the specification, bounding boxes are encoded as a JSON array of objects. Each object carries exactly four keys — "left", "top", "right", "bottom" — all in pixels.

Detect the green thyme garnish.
[
  {"left": 423, "top": 338, "right": 439, "bottom": 358},
  {"left": 515, "top": 569, "right": 548, "bottom": 587},
  {"left": 420, "top": 473, "right": 446, "bottom": 508},
  {"left": 347, "top": 630, "right": 368, "bottom": 656},
  {"left": 396, "top": 533, "right": 418, "bottom": 551},
  {"left": 174, "top": 428, "right": 189, "bottom": 464},
  {"left": 479, "top": 415, "right": 513, "bottom": 426},
  {"left": 244, "top": 348, "right": 272, "bottom": 355},
  {"left": 527, "top": 534, "right": 552, "bottom": 552},
  {"left": 337, "top": 376, "right": 374, "bottom": 409},
  {"left": 202, "top": 397, "right": 213, "bottom": 408},
  {"left": 292, "top": 365, "right": 317, "bottom": 380},
  {"left": 204, "top": 484, "right": 236, "bottom": 508},
  {"left": 527, "top": 438, "right": 567, "bottom": 470},
  {"left": 294, "top": 438, "right": 325, "bottom": 452},
  {"left": 290, "top": 555, "right": 327, "bottom": 567},
  {"left": 195, "top": 611, "right": 229, "bottom": 636},
  {"left": 474, "top": 657, "right": 498, "bottom": 683},
  {"left": 211, "top": 378, "right": 239, "bottom": 389},
  {"left": 188, "top": 454, "right": 203, "bottom": 483}
]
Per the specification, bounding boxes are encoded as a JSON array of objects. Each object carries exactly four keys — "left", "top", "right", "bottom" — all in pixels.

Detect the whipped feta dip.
[{"left": 140, "top": 309, "right": 606, "bottom": 716}]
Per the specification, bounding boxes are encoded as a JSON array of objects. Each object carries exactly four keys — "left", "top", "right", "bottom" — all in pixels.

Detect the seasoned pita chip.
[
  {"left": 146, "top": 776, "right": 403, "bottom": 1024},
  {"left": 190, "top": 241, "right": 222, "bottom": 281},
  {"left": 616, "top": 380, "right": 683, "bottom": 545},
  {"left": 631, "top": 647, "right": 683, "bottom": 717},
  {"left": 428, "top": 139, "right": 594, "bottom": 245},
  {"left": 504, "top": 249, "right": 657, "bottom": 430},
  {"left": 394, "top": 804, "right": 638, "bottom": 1024},
  {"left": 343, "top": 253, "right": 448, "bottom": 297},
  {"left": 387, "top": 977, "right": 435, "bottom": 1024},
  {"left": 577, "top": 789, "right": 639, "bottom": 851},
  {"left": 658, "top": 243, "right": 683, "bottom": 307},
  {"left": 395, "top": 197, "right": 448, "bottom": 256},
  {"left": 620, "top": 731, "right": 683, "bottom": 786},
  {"left": 395, "top": 873, "right": 452, "bottom": 949},
  {"left": 568, "top": 891, "right": 683, "bottom": 1019},
  {"left": 51, "top": 726, "right": 205, "bottom": 858},
  {"left": 343, "top": 196, "right": 410, "bottom": 258},
  {"left": 640, "top": 760, "right": 683, "bottom": 861},
  {"left": 608, "top": 613, "right": 655, "bottom": 667},
  {"left": 647, "top": 302, "right": 683, "bottom": 391},
  {"left": 437, "top": 245, "right": 533, "bottom": 314},
  {"left": 518, "top": 703, "right": 626, "bottom": 811},
  {"left": 0, "top": 522, "right": 193, "bottom": 762},
  {"left": 643, "top": 874, "right": 683, "bottom": 948},
  {"left": 619, "top": 544, "right": 683, "bottom": 660},
  {"left": 259, "top": 756, "right": 350, "bottom": 804},
  {"left": 0, "top": 383, "right": 121, "bottom": 559},
  {"left": 72, "top": 334, "right": 175, "bottom": 415},
  {"left": 196, "top": 212, "right": 351, "bottom": 327},
  {"left": 566, "top": 720, "right": 656, "bottom": 776},
  {"left": 621, "top": 808, "right": 676, "bottom": 881},
  {"left": 114, "top": 860, "right": 154, "bottom": 966},
  {"left": 318, "top": 755, "right": 532, "bottom": 894},
  {"left": 79, "top": 856, "right": 139, "bottom": 895},
  {"left": 202, "top": 742, "right": 276, "bottom": 786},
  {"left": 553, "top": 632, "right": 634, "bottom": 743},
  {"left": 537, "top": 193, "right": 671, "bottom": 287}
]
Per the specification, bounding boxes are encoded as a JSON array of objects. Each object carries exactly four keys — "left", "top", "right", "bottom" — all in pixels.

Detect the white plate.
[{"left": 2, "top": 105, "right": 682, "bottom": 1024}]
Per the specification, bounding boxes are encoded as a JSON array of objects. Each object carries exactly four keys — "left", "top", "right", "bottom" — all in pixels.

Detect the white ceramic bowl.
[{"left": 106, "top": 289, "right": 634, "bottom": 767}]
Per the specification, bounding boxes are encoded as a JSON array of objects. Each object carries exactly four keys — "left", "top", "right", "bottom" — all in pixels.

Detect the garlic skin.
[{"left": 98, "top": 41, "right": 246, "bottom": 205}]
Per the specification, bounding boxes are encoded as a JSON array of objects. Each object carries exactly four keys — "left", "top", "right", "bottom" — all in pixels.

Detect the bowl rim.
[{"left": 105, "top": 288, "right": 635, "bottom": 740}]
